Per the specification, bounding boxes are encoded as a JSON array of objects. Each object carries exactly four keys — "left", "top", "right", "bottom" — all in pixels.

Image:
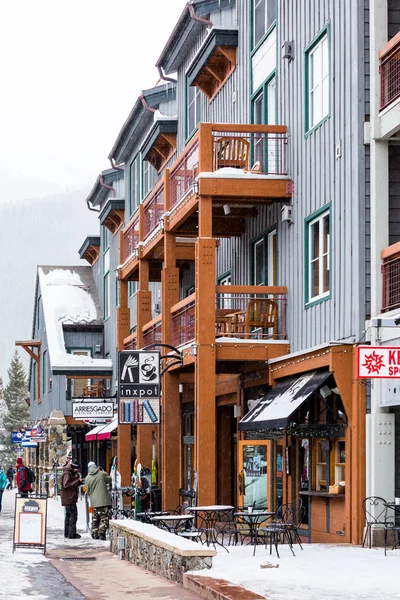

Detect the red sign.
[{"left": 357, "top": 345, "right": 400, "bottom": 378}]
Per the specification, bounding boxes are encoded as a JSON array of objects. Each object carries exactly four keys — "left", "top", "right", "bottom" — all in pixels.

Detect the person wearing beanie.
[
  {"left": 15, "top": 458, "right": 32, "bottom": 498},
  {"left": 0, "top": 466, "right": 8, "bottom": 511},
  {"left": 84, "top": 462, "right": 112, "bottom": 540}
]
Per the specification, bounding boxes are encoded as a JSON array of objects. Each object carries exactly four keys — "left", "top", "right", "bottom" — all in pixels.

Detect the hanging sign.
[
  {"left": 72, "top": 401, "right": 114, "bottom": 420},
  {"left": 21, "top": 429, "right": 38, "bottom": 448},
  {"left": 31, "top": 423, "right": 46, "bottom": 443},
  {"left": 11, "top": 431, "right": 25, "bottom": 444},
  {"left": 357, "top": 345, "right": 400, "bottom": 378},
  {"left": 118, "top": 351, "right": 160, "bottom": 424},
  {"left": 13, "top": 495, "right": 48, "bottom": 554}
]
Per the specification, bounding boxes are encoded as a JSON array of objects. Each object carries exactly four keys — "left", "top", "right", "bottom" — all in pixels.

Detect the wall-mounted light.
[
  {"left": 192, "top": 181, "right": 199, "bottom": 195},
  {"left": 223, "top": 204, "right": 231, "bottom": 216},
  {"left": 159, "top": 217, "right": 165, "bottom": 231},
  {"left": 133, "top": 247, "right": 139, "bottom": 258},
  {"left": 191, "top": 343, "right": 198, "bottom": 356},
  {"left": 179, "top": 383, "right": 183, "bottom": 393},
  {"left": 233, "top": 405, "right": 242, "bottom": 418}
]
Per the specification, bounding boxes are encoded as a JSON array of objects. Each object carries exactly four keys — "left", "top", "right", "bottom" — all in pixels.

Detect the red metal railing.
[
  {"left": 143, "top": 183, "right": 164, "bottom": 240},
  {"left": 382, "top": 256, "right": 400, "bottom": 312},
  {"left": 122, "top": 215, "right": 139, "bottom": 263},
  {"left": 171, "top": 295, "right": 195, "bottom": 347},
  {"left": 212, "top": 130, "right": 288, "bottom": 175},
  {"left": 215, "top": 286, "right": 287, "bottom": 339},
  {"left": 169, "top": 140, "right": 199, "bottom": 212},
  {"left": 142, "top": 316, "right": 162, "bottom": 347},
  {"left": 380, "top": 34, "right": 400, "bottom": 110}
]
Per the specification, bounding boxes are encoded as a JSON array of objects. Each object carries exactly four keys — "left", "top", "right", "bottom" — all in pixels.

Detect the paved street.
[{"left": 0, "top": 490, "right": 200, "bottom": 599}]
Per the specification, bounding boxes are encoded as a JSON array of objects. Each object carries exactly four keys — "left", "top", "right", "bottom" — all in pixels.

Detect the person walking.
[
  {"left": 6, "top": 465, "right": 15, "bottom": 490},
  {"left": 15, "top": 458, "right": 32, "bottom": 498},
  {"left": 0, "top": 466, "right": 8, "bottom": 512},
  {"left": 85, "top": 461, "right": 112, "bottom": 540},
  {"left": 60, "top": 461, "right": 83, "bottom": 540}
]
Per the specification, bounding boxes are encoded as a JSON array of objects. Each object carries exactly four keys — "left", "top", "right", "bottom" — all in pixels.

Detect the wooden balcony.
[
  {"left": 382, "top": 242, "right": 400, "bottom": 312},
  {"left": 380, "top": 32, "right": 400, "bottom": 111},
  {"left": 170, "top": 286, "right": 289, "bottom": 369},
  {"left": 142, "top": 314, "right": 162, "bottom": 347},
  {"left": 123, "top": 331, "right": 137, "bottom": 351}
]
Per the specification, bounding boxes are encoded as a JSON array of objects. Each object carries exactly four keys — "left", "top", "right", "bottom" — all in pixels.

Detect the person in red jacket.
[{"left": 15, "top": 458, "right": 32, "bottom": 498}]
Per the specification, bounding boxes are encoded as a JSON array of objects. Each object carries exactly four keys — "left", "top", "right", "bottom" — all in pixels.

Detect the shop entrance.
[{"left": 238, "top": 441, "right": 271, "bottom": 509}]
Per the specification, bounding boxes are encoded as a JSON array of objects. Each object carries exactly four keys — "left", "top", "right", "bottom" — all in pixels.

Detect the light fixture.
[
  {"left": 320, "top": 385, "right": 332, "bottom": 399},
  {"left": 192, "top": 181, "right": 199, "bottom": 195},
  {"left": 191, "top": 343, "right": 198, "bottom": 356},
  {"left": 159, "top": 217, "right": 165, "bottom": 231},
  {"left": 179, "top": 383, "right": 183, "bottom": 393},
  {"left": 133, "top": 247, "right": 139, "bottom": 258},
  {"left": 223, "top": 204, "right": 231, "bottom": 216},
  {"left": 233, "top": 405, "right": 242, "bottom": 418}
]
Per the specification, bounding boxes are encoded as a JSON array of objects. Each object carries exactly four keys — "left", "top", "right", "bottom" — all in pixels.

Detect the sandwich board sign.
[
  {"left": 13, "top": 494, "right": 48, "bottom": 554},
  {"left": 118, "top": 351, "right": 160, "bottom": 424}
]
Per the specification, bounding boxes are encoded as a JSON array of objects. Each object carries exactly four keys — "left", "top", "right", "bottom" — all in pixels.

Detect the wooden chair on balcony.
[
  {"left": 215, "top": 137, "right": 250, "bottom": 170},
  {"left": 235, "top": 299, "right": 278, "bottom": 339}
]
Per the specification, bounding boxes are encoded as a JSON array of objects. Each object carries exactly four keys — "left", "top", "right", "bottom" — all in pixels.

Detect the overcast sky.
[{"left": 0, "top": 0, "right": 186, "bottom": 203}]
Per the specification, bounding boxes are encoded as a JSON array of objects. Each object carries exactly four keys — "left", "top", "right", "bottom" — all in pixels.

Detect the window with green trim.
[
  {"left": 115, "top": 276, "right": 119, "bottom": 308},
  {"left": 305, "top": 28, "right": 329, "bottom": 133},
  {"left": 103, "top": 226, "right": 110, "bottom": 319},
  {"left": 252, "top": 0, "right": 276, "bottom": 48},
  {"left": 129, "top": 281, "right": 138, "bottom": 297},
  {"left": 129, "top": 156, "right": 140, "bottom": 215},
  {"left": 142, "top": 158, "right": 156, "bottom": 200},
  {"left": 251, "top": 228, "right": 277, "bottom": 286},
  {"left": 305, "top": 208, "right": 330, "bottom": 304},
  {"left": 42, "top": 349, "right": 48, "bottom": 395},
  {"left": 252, "top": 75, "right": 276, "bottom": 169},
  {"left": 187, "top": 82, "right": 202, "bottom": 139}
]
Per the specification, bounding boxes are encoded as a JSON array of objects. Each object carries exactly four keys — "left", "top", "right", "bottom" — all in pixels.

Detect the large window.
[
  {"left": 103, "top": 227, "right": 110, "bottom": 319},
  {"left": 252, "top": 228, "right": 277, "bottom": 286},
  {"left": 129, "top": 281, "right": 138, "bottom": 297},
  {"left": 253, "top": 0, "right": 276, "bottom": 48},
  {"left": 305, "top": 207, "right": 330, "bottom": 304},
  {"left": 305, "top": 27, "right": 330, "bottom": 133},
  {"left": 42, "top": 349, "right": 48, "bottom": 395},
  {"left": 129, "top": 156, "right": 140, "bottom": 215},
  {"left": 142, "top": 159, "right": 156, "bottom": 200},
  {"left": 252, "top": 76, "right": 276, "bottom": 169},
  {"left": 187, "top": 83, "right": 202, "bottom": 139}
]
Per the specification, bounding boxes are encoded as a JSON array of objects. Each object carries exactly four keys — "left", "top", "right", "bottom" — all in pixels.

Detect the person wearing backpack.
[
  {"left": 0, "top": 466, "right": 8, "bottom": 511},
  {"left": 16, "top": 457, "right": 32, "bottom": 498}
]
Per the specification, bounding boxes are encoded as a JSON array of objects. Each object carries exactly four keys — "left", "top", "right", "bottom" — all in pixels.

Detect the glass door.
[{"left": 238, "top": 440, "right": 270, "bottom": 509}]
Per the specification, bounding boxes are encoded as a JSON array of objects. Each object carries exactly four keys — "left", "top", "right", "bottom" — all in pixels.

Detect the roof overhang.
[
  {"left": 187, "top": 28, "right": 238, "bottom": 99},
  {"left": 99, "top": 198, "right": 125, "bottom": 234},
  {"left": 156, "top": 0, "right": 236, "bottom": 74},
  {"left": 78, "top": 236, "right": 101, "bottom": 265},
  {"left": 108, "top": 84, "right": 177, "bottom": 165},
  {"left": 86, "top": 168, "right": 123, "bottom": 208},
  {"left": 141, "top": 118, "right": 178, "bottom": 172}
]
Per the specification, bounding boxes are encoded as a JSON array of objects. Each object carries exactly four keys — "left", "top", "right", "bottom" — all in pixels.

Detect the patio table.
[
  {"left": 383, "top": 502, "right": 400, "bottom": 551},
  {"left": 234, "top": 510, "right": 275, "bottom": 546},
  {"left": 188, "top": 505, "right": 235, "bottom": 551},
  {"left": 150, "top": 514, "right": 193, "bottom": 534}
]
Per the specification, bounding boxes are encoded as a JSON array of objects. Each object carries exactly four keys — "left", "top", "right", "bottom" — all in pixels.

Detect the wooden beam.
[{"left": 198, "top": 177, "right": 292, "bottom": 200}]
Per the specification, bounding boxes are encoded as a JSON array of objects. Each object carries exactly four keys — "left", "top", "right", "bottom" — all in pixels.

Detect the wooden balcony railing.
[
  {"left": 123, "top": 331, "right": 137, "bottom": 351},
  {"left": 380, "top": 32, "right": 400, "bottom": 110},
  {"left": 122, "top": 213, "right": 140, "bottom": 264},
  {"left": 142, "top": 315, "right": 162, "bottom": 347},
  {"left": 215, "top": 286, "right": 287, "bottom": 339},
  {"left": 171, "top": 294, "right": 196, "bottom": 347},
  {"left": 382, "top": 242, "right": 400, "bottom": 312},
  {"left": 143, "top": 181, "right": 165, "bottom": 240},
  {"left": 169, "top": 138, "right": 199, "bottom": 213}
]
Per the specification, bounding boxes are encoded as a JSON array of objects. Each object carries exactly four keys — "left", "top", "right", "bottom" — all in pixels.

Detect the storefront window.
[{"left": 242, "top": 444, "right": 268, "bottom": 509}]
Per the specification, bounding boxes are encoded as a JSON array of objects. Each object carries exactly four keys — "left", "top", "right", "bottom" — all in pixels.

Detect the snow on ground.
[
  {"left": 0, "top": 487, "right": 107, "bottom": 599},
  {"left": 196, "top": 542, "right": 400, "bottom": 600}
]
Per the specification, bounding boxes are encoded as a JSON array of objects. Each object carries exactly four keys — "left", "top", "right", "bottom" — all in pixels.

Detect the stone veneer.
[{"left": 109, "top": 520, "right": 216, "bottom": 584}]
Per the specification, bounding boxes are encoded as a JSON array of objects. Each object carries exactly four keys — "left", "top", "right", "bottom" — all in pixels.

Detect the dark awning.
[{"left": 239, "top": 371, "right": 332, "bottom": 431}]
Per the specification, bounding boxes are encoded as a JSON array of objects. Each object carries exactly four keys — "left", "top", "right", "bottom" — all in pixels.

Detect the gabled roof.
[
  {"left": 37, "top": 266, "right": 112, "bottom": 373},
  {"left": 156, "top": 0, "right": 236, "bottom": 74},
  {"left": 108, "top": 83, "right": 177, "bottom": 165},
  {"left": 85, "top": 167, "right": 123, "bottom": 208}
]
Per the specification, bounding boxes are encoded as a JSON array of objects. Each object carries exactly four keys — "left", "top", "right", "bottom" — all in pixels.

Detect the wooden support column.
[
  {"left": 161, "top": 232, "right": 181, "bottom": 509},
  {"left": 195, "top": 196, "right": 216, "bottom": 504},
  {"left": 117, "top": 231, "right": 132, "bottom": 486},
  {"left": 16, "top": 341, "right": 41, "bottom": 403},
  {"left": 135, "top": 258, "right": 154, "bottom": 469}
]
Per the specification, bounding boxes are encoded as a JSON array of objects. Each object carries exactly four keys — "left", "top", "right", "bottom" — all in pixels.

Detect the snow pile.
[
  {"left": 39, "top": 267, "right": 112, "bottom": 371},
  {"left": 153, "top": 110, "right": 177, "bottom": 122}
]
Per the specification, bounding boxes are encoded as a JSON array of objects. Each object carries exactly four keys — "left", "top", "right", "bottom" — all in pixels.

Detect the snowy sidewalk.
[{"left": 193, "top": 541, "right": 400, "bottom": 600}]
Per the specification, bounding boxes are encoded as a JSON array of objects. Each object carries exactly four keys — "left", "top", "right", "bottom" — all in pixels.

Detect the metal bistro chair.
[
  {"left": 256, "top": 503, "right": 296, "bottom": 558},
  {"left": 362, "top": 496, "right": 387, "bottom": 549},
  {"left": 384, "top": 504, "right": 400, "bottom": 556},
  {"left": 286, "top": 499, "right": 305, "bottom": 550}
]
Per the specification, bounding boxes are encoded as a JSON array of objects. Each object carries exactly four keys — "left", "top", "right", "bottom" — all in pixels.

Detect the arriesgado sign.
[{"left": 72, "top": 401, "right": 114, "bottom": 420}]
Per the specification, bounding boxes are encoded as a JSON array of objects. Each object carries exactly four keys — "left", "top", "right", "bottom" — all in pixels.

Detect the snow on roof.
[
  {"left": 38, "top": 267, "right": 112, "bottom": 371},
  {"left": 197, "top": 167, "right": 291, "bottom": 180},
  {"left": 153, "top": 110, "right": 178, "bottom": 122}
]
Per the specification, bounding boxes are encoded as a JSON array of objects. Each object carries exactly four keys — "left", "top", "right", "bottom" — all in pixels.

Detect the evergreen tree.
[{"left": 0, "top": 351, "right": 29, "bottom": 464}]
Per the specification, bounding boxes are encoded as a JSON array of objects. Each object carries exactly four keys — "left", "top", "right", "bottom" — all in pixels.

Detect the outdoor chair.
[
  {"left": 215, "top": 136, "right": 250, "bottom": 171},
  {"left": 255, "top": 503, "right": 296, "bottom": 558},
  {"left": 362, "top": 496, "right": 388, "bottom": 549},
  {"left": 384, "top": 504, "right": 400, "bottom": 556},
  {"left": 235, "top": 299, "right": 278, "bottom": 339}
]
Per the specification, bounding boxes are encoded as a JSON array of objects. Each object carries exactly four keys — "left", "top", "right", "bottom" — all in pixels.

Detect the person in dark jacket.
[
  {"left": 60, "top": 461, "right": 83, "bottom": 539},
  {"left": 15, "top": 458, "right": 32, "bottom": 497},
  {"left": 84, "top": 462, "right": 112, "bottom": 540},
  {"left": 6, "top": 465, "right": 15, "bottom": 490}
]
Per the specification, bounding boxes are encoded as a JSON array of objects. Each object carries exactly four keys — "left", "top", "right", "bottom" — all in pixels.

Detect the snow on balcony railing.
[{"left": 122, "top": 214, "right": 140, "bottom": 264}]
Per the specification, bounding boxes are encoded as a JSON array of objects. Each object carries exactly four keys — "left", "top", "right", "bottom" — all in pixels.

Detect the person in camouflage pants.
[
  {"left": 84, "top": 462, "right": 112, "bottom": 541},
  {"left": 91, "top": 506, "right": 111, "bottom": 539}
]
